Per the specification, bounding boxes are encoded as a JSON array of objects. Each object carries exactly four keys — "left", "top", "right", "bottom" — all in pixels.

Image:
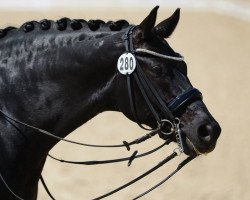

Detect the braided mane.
[{"left": 0, "top": 18, "right": 130, "bottom": 39}]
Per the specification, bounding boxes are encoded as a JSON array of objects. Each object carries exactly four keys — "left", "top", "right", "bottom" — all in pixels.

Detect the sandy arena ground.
[{"left": 0, "top": 7, "right": 249, "bottom": 200}]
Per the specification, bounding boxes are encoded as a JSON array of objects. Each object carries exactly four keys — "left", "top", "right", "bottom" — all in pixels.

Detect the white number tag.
[{"left": 117, "top": 53, "right": 136, "bottom": 75}]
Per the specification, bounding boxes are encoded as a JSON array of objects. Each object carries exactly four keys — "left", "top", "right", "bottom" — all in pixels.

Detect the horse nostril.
[
  {"left": 197, "top": 124, "right": 212, "bottom": 143},
  {"left": 197, "top": 123, "right": 221, "bottom": 143}
]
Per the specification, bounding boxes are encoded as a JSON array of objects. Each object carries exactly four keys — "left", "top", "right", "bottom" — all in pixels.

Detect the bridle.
[
  {"left": 0, "top": 26, "right": 203, "bottom": 200},
  {"left": 122, "top": 26, "right": 203, "bottom": 151}
]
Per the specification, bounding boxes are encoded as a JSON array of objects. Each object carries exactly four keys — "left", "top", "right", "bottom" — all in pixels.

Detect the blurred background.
[{"left": 0, "top": 0, "right": 250, "bottom": 199}]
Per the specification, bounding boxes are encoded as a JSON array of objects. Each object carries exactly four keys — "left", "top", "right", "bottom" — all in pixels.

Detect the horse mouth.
[
  {"left": 185, "top": 137, "right": 204, "bottom": 156},
  {"left": 182, "top": 135, "right": 215, "bottom": 156}
]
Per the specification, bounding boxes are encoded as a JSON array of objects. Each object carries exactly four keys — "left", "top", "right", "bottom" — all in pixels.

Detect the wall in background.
[{"left": 0, "top": 0, "right": 249, "bottom": 21}]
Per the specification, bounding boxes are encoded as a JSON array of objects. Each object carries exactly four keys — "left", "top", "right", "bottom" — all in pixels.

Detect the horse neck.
[
  {"left": 0, "top": 29, "right": 125, "bottom": 198},
  {"left": 1, "top": 29, "right": 124, "bottom": 138}
]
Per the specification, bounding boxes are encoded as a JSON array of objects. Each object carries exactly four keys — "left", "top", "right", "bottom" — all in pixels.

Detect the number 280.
[{"left": 119, "top": 57, "right": 134, "bottom": 71}]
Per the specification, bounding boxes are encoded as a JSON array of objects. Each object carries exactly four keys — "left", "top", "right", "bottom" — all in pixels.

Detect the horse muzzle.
[{"left": 182, "top": 118, "right": 221, "bottom": 156}]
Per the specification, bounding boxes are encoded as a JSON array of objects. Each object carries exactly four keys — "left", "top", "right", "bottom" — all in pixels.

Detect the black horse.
[{"left": 0, "top": 6, "right": 221, "bottom": 200}]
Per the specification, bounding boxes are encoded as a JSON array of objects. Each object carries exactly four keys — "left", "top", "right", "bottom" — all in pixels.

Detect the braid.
[
  {"left": 0, "top": 26, "right": 17, "bottom": 38},
  {"left": 22, "top": 22, "right": 35, "bottom": 32},
  {"left": 109, "top": 20, "right": 129, "bottom": 31},
  {"left": 40, "top": 19, "right": 51, "bottom": 30},
  {"left": 56, "top": 18, "right": 70, "bottom": 31},
  {"left": 0, "top": 18, "right": 130, "bottom": 39},
  {"left": 70, "top": 20, "right": 83, "bottom": 30},
  {"left": 87, "top": 20, "right": 105, "bottom": 31}
]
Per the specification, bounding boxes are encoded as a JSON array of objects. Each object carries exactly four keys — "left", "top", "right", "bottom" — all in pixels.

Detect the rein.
[{"left": 0, "top": 25, "right": 202, "bottom": 200}]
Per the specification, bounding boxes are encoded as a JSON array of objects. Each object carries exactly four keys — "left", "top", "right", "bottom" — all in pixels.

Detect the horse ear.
[
  {"left": 153, "top": 8, "right": 180, "bottom": 38},
  {"left": 138, "top": 6, "right": 159, "bottom": 39}
]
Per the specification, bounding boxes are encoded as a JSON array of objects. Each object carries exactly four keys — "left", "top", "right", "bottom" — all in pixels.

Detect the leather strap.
[
  {"left": 127, "top": 74, "right": 153, "bottom": 130},
  {"left": 168, "top": 88, "right": 203, "bottom": 113},
  {"left": 133, "top": 72, "right": 161, "bottom": 123}
]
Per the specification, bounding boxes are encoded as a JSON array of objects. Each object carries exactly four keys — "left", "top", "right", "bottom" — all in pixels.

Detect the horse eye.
[{"left": 152, "top": 66, "right": 163, "bottom": 75}]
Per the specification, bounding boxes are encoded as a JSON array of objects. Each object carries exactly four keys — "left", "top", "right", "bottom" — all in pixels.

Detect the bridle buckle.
[{"left": 159, "top": 118, "right": 176, "bottom": 136}]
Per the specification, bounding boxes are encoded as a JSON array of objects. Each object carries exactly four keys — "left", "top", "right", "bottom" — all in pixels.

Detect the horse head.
[
  {"left": 115, "top": 6, "right": 221, "bottom": 156},
  {"left": 0, "top": 6, "right": 222, "bottom": 199}
]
